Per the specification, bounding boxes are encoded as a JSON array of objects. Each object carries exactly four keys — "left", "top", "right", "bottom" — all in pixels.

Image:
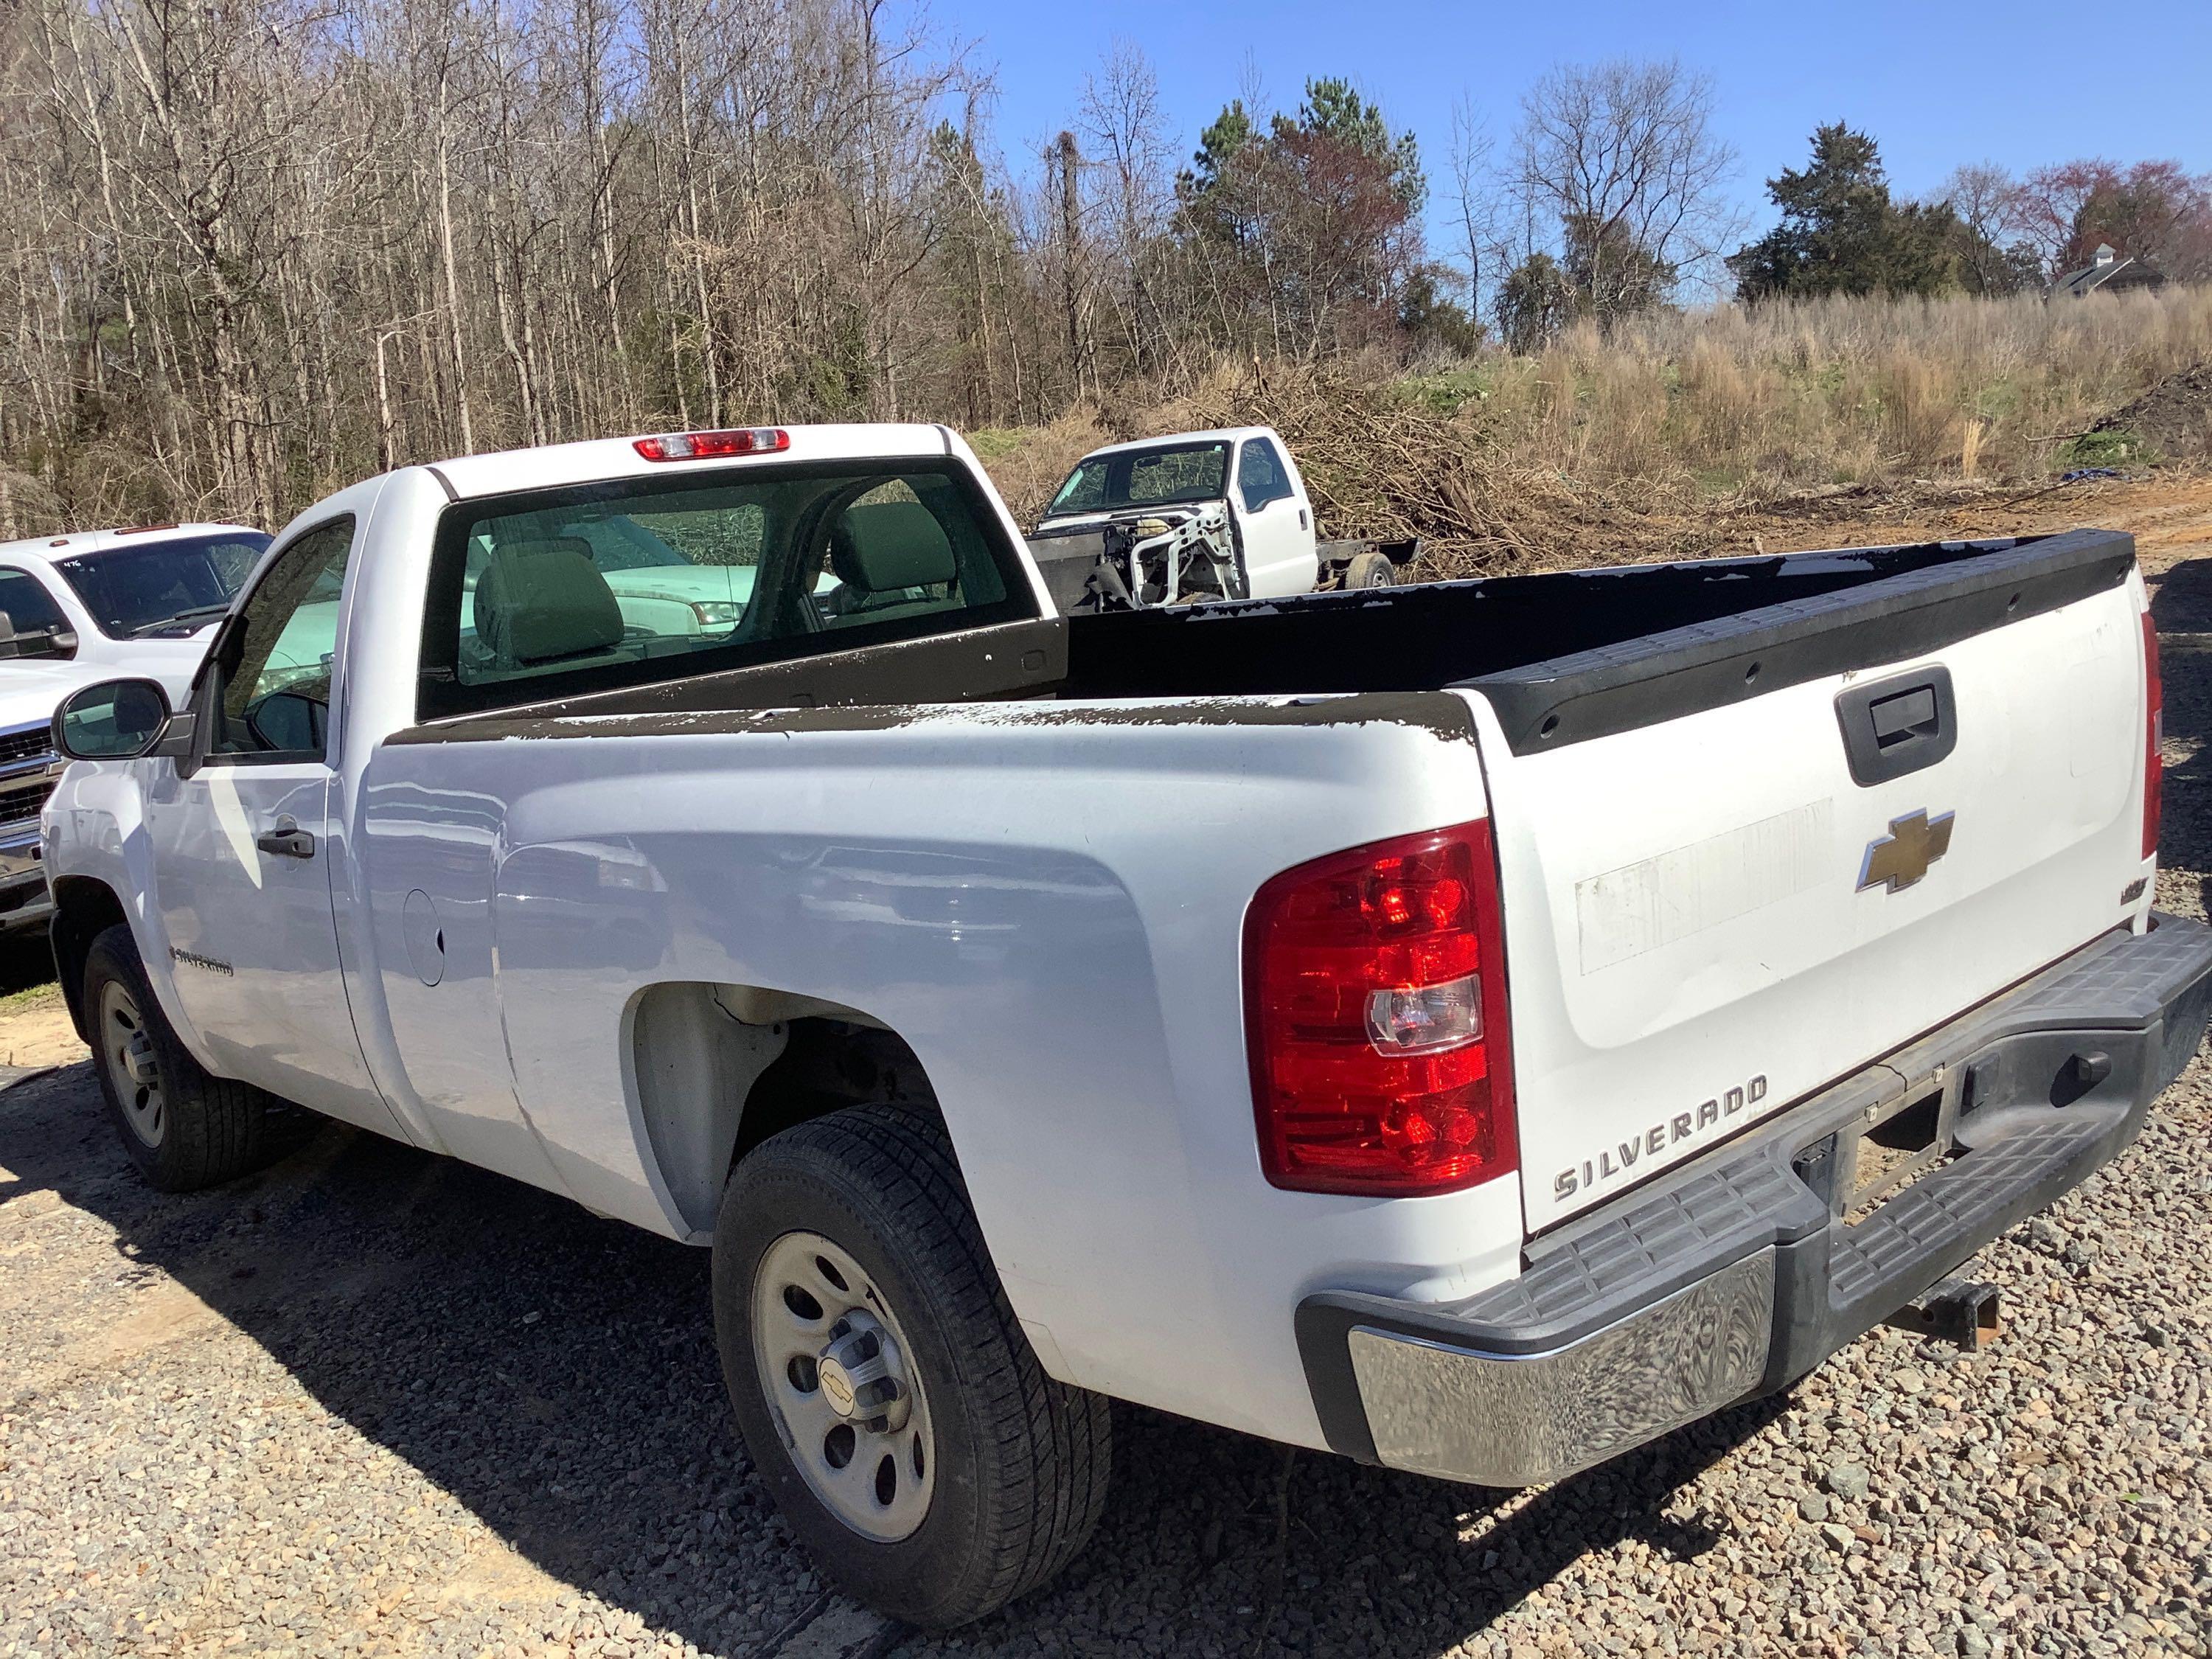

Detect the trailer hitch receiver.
[{"left": 1883, "top": 1277, "right": 2001, "bottom": 1351}]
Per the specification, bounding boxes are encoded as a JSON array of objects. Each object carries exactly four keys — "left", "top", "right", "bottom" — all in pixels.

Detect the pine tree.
[{"left": 1730, "top": 124, "right": 1961, "bottom": 299}]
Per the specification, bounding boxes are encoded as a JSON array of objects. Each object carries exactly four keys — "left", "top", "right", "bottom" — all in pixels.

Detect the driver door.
[
  {"left": 144, "top": 515, "right": 403, "bottom": 1137},
  {"left": 1233, "top": 437, "right": 1315, "bottom": 599}
]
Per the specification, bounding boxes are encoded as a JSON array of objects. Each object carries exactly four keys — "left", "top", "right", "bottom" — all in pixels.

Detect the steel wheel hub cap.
[
  {"left": 98, "top": 981, "right": 165, "bottom": 1148},
  {"left": 752, "top": 1231, "right": 936, "bottom": 1542}
]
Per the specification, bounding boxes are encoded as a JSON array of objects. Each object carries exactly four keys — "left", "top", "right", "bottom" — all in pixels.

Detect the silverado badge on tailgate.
[{"left": 1857, "top": 809, "right": 1955, "bottom": 894}]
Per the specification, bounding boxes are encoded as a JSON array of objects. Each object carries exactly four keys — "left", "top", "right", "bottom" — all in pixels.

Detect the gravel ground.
[{"left": 4, "top": 495, "right": 2212, "bottom": 1658}]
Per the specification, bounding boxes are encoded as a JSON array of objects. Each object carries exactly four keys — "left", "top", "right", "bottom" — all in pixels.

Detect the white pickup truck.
[
  {"left": 0, "top": 523, "right": 268, "bottom": 931},
  {"left": 41, "top": 423, "right": 2211, "bottom": 1627},
  {"left": 1026, "top": 425, "right": 1416, "bottom": 611}
]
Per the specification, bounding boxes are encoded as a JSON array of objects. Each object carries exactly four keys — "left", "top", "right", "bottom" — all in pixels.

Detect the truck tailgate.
[{"left": 1470, "top": 538, "right": 2152, "bottom": 1231}]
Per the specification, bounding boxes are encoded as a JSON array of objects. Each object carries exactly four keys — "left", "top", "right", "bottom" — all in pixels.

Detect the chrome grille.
[
  {"left": 0, "top": 720, "right": 60, "bottom": 831},
  {"left": 0, "top": 723, "right": 49, "bottom": 765},
  {"left": 0, "top": 773, "right": 58, "bottom": 826}
]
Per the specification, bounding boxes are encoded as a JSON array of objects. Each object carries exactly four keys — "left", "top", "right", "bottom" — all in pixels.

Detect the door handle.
[
  {"left": 1835, "top": 667, "right": 1958, "bottom": 785},
  {"left": 256, "top": 818, "right": 316, "bottom": 860}
]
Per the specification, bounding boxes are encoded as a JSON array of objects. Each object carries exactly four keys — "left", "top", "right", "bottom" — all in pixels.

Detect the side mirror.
[
  {"left": 52, "top": 678, "right": 173, "bottom": 761},
  {"left": 243, "top": 689, "right": 327, "bottom": 754}
]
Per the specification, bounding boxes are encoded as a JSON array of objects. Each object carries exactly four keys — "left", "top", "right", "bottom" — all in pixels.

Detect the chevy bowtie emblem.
[{"left": 1857, "top": 809, "right": 1955, "bottom": 893}]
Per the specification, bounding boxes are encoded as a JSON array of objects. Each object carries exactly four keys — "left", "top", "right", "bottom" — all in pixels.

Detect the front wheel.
[
  {"left": 712, "top": 1106, "right": 1110, "bottom": 1627},
  {"left": 83, "top": 924, "right": 286, "bottom": 1192}
]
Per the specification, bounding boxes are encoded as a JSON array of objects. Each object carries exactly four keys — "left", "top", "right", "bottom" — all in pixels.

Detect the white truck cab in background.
[
  {"left": 1028, "top": 425, "right": 1412, "bottom": 611},
  {"left": 0, "top": 523, "right": 267, "bottom": 931}
]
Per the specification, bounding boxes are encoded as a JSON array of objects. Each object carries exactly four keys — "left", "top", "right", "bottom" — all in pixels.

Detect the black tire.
[
  {"left": 713, "top": 1105, "right": 1110, "bottom": 1627},
  {"left": 1344, "top": 549, "right": 1395, "bottom": 589},
  {"left": 82, "top": 924, "right": 285, "bottom": 1192}
]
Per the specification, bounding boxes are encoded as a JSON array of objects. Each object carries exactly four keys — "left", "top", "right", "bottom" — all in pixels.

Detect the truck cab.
[{"left": 1029, "top": 426, "right": 1322, "bottom": 608}]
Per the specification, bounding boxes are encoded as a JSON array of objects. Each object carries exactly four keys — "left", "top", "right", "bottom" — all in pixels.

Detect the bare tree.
[
  {"left": 1077, "top": 41, "right": 1176, "bottom": 380},
  {"left": 1510, "top": 58, "right": 1739, "bottom": 321},
  {"left": 1936, "top": 161, "right": 2032, "bottom": 293},
  {"left": 1446, "top": 92, "right": 1501, "bottom": 321}
]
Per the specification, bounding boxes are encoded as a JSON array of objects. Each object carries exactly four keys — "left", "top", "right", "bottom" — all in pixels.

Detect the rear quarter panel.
[{"left": 355, "top": 695, "right": 1514, "bottom": 1446}]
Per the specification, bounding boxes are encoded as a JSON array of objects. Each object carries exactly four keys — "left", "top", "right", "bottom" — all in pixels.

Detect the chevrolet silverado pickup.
[{"left": 39, "top": 422, "right": 2211, "bottom": 1627}]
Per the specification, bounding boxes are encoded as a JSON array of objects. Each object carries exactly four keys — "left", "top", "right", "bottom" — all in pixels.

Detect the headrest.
[
  {"left": 474, "top": 538, "right": 625, "bottom": 665},
  {"left": 830, "top": 501, "right": 956, "bottom": 594}
]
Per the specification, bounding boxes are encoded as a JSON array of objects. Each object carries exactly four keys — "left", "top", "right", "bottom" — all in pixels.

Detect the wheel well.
[
  {"left": 49, "top": 876, "right": 127, "bottom": 1042},
  {"left": 629, "top": 981, "right": 942, "bottom": 1238}
]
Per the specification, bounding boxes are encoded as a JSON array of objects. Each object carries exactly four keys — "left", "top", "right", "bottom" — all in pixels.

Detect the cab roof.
[
  {"left": 1070, "top": 426, "right": 1276, "bottom": 462},
  {"left": 420, "top": 423, "right": 961, "bottom": 503}
]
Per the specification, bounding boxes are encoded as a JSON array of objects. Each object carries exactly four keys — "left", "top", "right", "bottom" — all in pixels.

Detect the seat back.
[
  {"left": 829, "top": 502, "right": 956, "bottom": 599},
  {"left": 474, "top": 538, "right": 625, "bottom": 666}
]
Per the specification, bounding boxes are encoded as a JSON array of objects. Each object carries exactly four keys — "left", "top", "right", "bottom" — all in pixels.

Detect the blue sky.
[{"left": 938, "top": 0, "right": 2212, "bottom": 249}]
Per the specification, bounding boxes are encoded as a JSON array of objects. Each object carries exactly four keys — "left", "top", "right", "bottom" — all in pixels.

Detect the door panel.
[
  {"left": 357, "top": 771, "right": 573, "bottom": 1191},
  {"left": 147, "top": 514, "right": 403, "bottom": 1138},
  {"left": 1234, "top": 439, "right": 1313, "bottom": 599},
  {"left": 148, "top": 765, "right": 399, "bottom": 1133}
]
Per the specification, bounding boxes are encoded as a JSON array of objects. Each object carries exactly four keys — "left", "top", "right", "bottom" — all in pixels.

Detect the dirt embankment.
[{"left": 2095, "top": 363, "right": 2212, "bottom": 465}]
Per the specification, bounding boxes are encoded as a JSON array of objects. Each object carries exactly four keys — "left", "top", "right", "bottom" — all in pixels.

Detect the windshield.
[
  {"left": 54, "top": 532, "right": 268, "bottom": 639},
  {"left": 1047, "top": 442, "right": 1231, "bottom": 515}
]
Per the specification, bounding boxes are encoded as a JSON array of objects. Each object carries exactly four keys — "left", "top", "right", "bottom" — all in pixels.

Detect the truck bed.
[
  {"left": 434, "top": 530, "right": 2131, "bottom": 743},
  {"left": 1056, "top": 529, "right": 2132, "bottom": 749}
]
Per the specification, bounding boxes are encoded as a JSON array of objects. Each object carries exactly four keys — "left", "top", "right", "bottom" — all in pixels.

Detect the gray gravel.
[{"left": 4, "top": 559, "right": 2212, "bottom": 1656}]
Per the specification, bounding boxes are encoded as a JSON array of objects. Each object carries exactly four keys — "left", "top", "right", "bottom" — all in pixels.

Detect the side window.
[
  {"left": 203, "top": 518, "right": 355, "bottom": 761},
  {"left": 0, "top": 567, "right": 74, "bottom": 658},
  {"left": 1239, "top": 439, "right": 1290, "bottom": 512}
]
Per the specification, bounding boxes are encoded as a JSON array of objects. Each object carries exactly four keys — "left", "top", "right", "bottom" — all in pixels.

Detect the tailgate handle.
[{"left": 1836, "top": 666, "right": 1957, "bottom": 785}]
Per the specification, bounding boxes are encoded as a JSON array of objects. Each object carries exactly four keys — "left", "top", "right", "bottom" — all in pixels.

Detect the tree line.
[{"left": 0, "top": 0, "right": 2203, "bottom": 533}]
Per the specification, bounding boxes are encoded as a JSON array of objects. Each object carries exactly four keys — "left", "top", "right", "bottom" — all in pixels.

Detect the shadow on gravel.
[
  {"left": 0, "top": 929, "right": 58, "bottom": 995},
  {"left": 0, "top": 1060, "right": 1795, "bottom": 1657}
]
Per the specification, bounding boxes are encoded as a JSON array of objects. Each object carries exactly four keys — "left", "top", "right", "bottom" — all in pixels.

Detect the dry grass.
[
  {"left": 1482, "top": 285, "right": 2212, "bottom": 492},
  {"left": 971, "top": 287, "right": 2212, "bottom": 574}
]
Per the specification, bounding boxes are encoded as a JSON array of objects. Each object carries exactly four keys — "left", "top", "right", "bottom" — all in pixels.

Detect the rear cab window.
[{"left": 417, "top": 459, "right": 1039, "bottom": 720}]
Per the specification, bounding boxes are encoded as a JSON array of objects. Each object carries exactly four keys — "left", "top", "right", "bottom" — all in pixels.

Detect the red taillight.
[
  {"left": 1244, "top": 821, "right": 1516, "bottom": 1197},
  {"left": 633, "top": 428, "right": 790, "bottom": 462},
  {"left": 2143, "top": 611, "right": 2163, "bottom": 861}
]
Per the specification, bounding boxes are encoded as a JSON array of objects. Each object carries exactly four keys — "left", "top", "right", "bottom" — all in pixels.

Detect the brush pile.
[
  {"left": 984, "top": 361, "right": 1720, "bottom": 579},
  {"left": 2093, "top": 361, "right": 2212, "bottom": 463}
]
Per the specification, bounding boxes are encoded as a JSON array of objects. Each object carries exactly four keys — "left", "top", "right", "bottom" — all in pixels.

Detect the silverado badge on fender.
[{"left": 1857, "top": 809, "right": 1955, "bottom": 894}]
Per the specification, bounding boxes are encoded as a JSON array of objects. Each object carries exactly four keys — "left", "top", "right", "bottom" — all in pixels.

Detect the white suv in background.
[{"left": 0, "top": 522, "right": 269, "bottom": 931}]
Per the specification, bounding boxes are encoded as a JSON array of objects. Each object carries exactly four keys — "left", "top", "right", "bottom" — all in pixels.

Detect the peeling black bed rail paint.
[{"left": 1059, "top": 529, "right": 2135, "bottom": 754}]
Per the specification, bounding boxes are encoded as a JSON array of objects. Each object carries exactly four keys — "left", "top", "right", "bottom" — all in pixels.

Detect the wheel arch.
[
  {"left": 627, "top": 980, "right": 945, "bottom": 1240},
  {"left": 49, "top": 874, "right": 129, "bottom": 1042}
]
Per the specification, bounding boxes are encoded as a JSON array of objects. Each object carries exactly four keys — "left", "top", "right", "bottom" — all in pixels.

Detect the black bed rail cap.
[{"left": 1458, "top": 528, "right": 2135, "bottom": 756}]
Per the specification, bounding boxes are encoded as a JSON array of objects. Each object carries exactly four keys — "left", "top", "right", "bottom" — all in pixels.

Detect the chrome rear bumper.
[{"left": 1298, "top": 914, "right": 2212, "bottom": 1487}]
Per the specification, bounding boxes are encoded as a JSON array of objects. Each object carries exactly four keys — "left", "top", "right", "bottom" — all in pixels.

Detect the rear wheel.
[
  {"left": 1343, "top": 549, "right": 1395, "bottom": 589},
  {"left": 83, "top": 925, "right": 286, "bottom": 1192},
  {"left": 713, "top": 1106, "right": 1110, "bottom": 1627}
]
